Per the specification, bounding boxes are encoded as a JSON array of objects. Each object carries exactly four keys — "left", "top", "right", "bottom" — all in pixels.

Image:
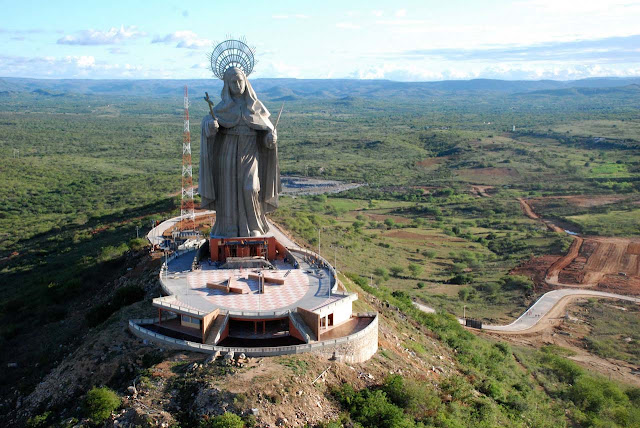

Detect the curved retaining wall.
[{"left": 129, "top": 313, "right": 378, "bottom": 364}]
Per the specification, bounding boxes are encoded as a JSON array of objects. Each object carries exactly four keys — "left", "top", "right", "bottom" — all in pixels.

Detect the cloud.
[
  {"left": 397, "top": 34, "right": 640, "bottom": 64},
  {"left": 395, "top": 9, "right": 407, "bottom": 17},
  {"left": 152, "top": 31, "right": 211, "bottom": 49},
  {"left": 345, "top": 61, "right": 640, "bottom": 82},
  {"left": 0, "top": 54, "right": 147, "bottom": 78},
  {"left": 336, "top": 22, "right": 361, "bottom": 30},
  {"left": 371, "top": 10, "right": 383, "bottom": 17},
  {"left": 57, "top": 25, "right": 145, "bottom": 45}
]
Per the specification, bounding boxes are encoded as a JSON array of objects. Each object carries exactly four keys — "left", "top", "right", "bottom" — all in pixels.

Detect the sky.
[{"left": 1, "top": 0, "right": 640, "bottom": 81}]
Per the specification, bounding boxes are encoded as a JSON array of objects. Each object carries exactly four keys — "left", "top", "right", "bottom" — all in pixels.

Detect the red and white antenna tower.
[{"left": 180, "top": 85, "right": 196, "bottom": 231}]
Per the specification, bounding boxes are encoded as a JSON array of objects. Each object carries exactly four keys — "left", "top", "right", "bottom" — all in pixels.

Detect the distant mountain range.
[{"left": 1, "top": 76, "right": 640, "bottom": 100}]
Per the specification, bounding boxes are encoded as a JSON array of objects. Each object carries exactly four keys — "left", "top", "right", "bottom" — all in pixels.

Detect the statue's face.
[{"left": 228, "top": 73, "right": 246, "bottom": 96}]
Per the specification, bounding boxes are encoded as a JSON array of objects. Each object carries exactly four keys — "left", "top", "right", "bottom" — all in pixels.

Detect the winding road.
[
  {"left": 413, "top": 198, "right": 640, "bottom": 333},
  {"left": 482, "top": 289, "right": 640, "bottom": 332}
]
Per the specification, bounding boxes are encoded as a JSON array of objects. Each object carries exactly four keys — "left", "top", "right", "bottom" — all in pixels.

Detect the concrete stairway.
[{"left": 289, "top": 312, "right": 316, "bottom": 343}]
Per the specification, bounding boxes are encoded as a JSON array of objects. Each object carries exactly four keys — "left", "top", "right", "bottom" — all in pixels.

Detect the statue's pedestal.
[{"left": 209, "top": 236, "right": 287, "bottom": 263}]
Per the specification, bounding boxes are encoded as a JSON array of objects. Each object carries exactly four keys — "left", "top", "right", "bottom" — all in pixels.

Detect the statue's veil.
[{"left": 213, "top": 67, "right": 273, "bottom": 130}]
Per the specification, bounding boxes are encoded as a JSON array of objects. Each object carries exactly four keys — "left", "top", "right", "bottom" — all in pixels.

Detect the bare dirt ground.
[
  {"left": 481, "top": 296, "right": 640, "bottom": 387},
  {"left": 545, "top": 237, "right": 584, "bottom": 286},
  {"left": 517, "top": 198, "right": 640, "bottom": 292},
  {"left": 164, "top": 211, "right": 215, "bottom": 237},
  {"left": 496, "top": 199, "right": 640, "bottom": 383},
  {"left": 366, "top": 213, "right": 412, "bottom": 224},
  {"left": 543, "top": 236, "right": 640, "bottom": 291},
  {"left": 470, "top": 185, "right": 494, "bottom": 197},
  {"left": 529, "top": 194, "right": 630, "bottom": 209},
  {"left": 415, "top": 157, "right": 446, "bottom": 168}
]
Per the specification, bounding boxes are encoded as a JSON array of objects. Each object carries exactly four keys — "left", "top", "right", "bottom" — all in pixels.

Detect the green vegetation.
[
  {"left": 1, "top": 80, "right": 639, "bottom": 426},
  {"left": 339, "top": 275, "right": 640, "bottom": 427},
  {"left": 200, "top": 412, "right": 245, "bottom": 428},
  {"left": 577, "top": 300, "right": 640, "bottom": 365},
  {"left": 85, "top": 386, "right": 121, "bottom": 423},
  {"left": 566, "top": 209, "right": 640, "bottom": 236}
]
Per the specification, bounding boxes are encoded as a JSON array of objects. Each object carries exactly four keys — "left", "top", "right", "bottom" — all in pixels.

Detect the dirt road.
[
  {"left": 545, "top": 237, "right": 585, "bottom": 286},
  {"left": 518, "top": 198, "right": 640, "bottom": 290},
  {"left": 518, "top": 198, "right": 565, "bottom": 232}
]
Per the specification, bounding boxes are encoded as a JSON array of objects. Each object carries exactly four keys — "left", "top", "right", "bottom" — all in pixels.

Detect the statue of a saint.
[{"left": 199, "top": 66, "right": 281, "bottom": 237}]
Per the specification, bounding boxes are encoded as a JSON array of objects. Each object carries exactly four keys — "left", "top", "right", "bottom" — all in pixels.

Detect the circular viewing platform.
[{"left": 130, "top": 214, "right": 378, "bottom": 363}]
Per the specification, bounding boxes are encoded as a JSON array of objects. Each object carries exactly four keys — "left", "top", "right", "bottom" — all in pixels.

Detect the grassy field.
[
  {"left": 573, "top": 300, "right": 640, "bottom": 365},
  {"left": 1, "top": 84, "right": 640, "bottom": 426},
  {"left": 566, "top": 209, "right": 640, "bottom": 236}
]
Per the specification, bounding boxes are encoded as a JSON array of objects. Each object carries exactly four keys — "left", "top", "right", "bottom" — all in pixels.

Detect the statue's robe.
[{"left": 199, "top": 69, "right": 280, "bottom": 238}]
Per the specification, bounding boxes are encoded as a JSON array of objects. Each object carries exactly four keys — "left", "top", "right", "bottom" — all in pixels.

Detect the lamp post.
[{"left": 329, "top": 244, "right": 343, "bottom": 271}]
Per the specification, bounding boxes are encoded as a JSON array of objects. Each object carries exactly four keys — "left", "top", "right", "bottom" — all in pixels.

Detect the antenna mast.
[{"left": 181, "top": 85, "right": 196, "bottom": 232}]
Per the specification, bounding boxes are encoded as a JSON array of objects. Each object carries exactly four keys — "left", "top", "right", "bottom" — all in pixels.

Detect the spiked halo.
[{"left": 209, "top": 38, "right": 256, "bottom": 79}]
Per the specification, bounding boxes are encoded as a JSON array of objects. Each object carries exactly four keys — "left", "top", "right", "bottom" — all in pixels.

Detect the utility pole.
[
  {"left": 463, "top": 305, "right": 466, "bottom": 321},
  {"left": 136, "top": 226, "right": 140, "bottom": 239}
]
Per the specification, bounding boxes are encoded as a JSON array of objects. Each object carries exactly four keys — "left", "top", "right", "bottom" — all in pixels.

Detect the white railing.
[
  {"left": 153, "top": 296, "right": 209, "bottom": 316},
  {"left": 313, "top": 293, "right": 357, "bottom": 315},
  {"left": 129, "top": 313, "right": 378, "bottom": 356}
]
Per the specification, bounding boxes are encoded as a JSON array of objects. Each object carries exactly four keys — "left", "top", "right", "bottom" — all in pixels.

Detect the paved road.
[
  {"left": 412, "top": 289, "right": 640, "bottom": 332},
  {"left": 482, "top": 289, "right": 640, "bottom": 332}
]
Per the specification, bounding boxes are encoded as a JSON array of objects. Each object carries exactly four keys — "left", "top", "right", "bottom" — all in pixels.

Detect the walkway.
[{"left": 482, "top": 289, "right": 640, "bottom": 332}]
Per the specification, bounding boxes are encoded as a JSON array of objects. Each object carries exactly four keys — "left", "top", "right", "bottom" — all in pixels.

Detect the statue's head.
[{"left": 223, "top": 67, "right": 246, "bottom": 96}]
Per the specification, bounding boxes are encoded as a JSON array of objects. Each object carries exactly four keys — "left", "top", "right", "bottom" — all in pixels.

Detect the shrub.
[
  {"left": 417, "top": 282, "right": 426, "bottom": 289},
  {"left": 201, "top": 412, "right": 245, "bottom": 428},
  {"left": 128, "top": 237, "right": 148, "bottom": 251},
  {"left": 423, "top": 249, "right": 436, "bottom": 258},
  {"left": 332, "top": 384, "right": 410, "bottom": 428},
  {"left": 450, "top": 274, "right": 473, "bottom": 285},
  {"left": 501, "top": 275, "right": 533, "bottom": 293},
  {"left": 97, "top": 243, "right": 129, "bottom": 263},
  {"left": 374, "top": 267, "right": 390, "bottom": 281},
  {"left": 458, "top": 287, "right": 472, "bottom": 301},
  {"left": 389, "top": 265, "right": 405, "bottom": 277},
  {"left": 26, "top": 412, "right": 51, "bottom": 428},
  {"left": 407, "top": 263, "right": 423, "bottom": 278},
  {"left": 85, "top": 386, "right": 120, "bottom": 423}
]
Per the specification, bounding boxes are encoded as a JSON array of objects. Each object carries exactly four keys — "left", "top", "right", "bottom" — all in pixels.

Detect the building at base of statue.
[{"left": 130, "top": 214, "right": 378, "bottom": 363}]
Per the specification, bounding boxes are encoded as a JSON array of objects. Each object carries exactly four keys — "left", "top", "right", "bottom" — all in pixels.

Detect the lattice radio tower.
[{"left": 180, "top": 85, "right": 196, "bottom": 231}]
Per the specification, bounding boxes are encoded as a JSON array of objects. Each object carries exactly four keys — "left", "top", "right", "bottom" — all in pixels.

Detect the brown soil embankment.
[{"left": 545, "top": 237, "right": 584, "bottom": 286}]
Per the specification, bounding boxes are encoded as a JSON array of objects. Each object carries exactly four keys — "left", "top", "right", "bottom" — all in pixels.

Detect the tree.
[
  {"left": 407, "top": 263, "right": 423, "bottom": 278},
  {"left": 389, "top": 265, "right": 405, "bottom": 277},
  {"left": 374, "top": 267, "right": 390, "bottom": 281}
]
